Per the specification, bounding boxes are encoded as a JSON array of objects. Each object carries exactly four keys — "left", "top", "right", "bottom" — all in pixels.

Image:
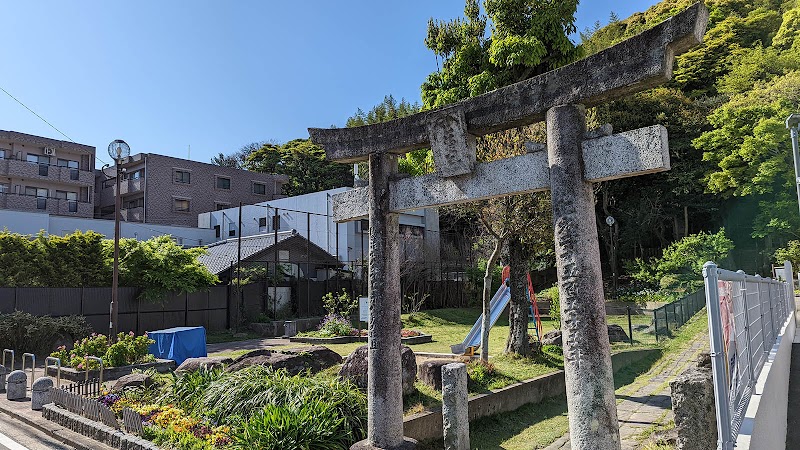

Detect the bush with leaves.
[
  {"left": 232, "top": 401, "right": 350, "bottom": 450},
  {"left": 537, "top": 284, "right": 560, "bottom": 325},
  {"left": 774, "top": 240, "right": 800, "bottom": 272},
  {"left": 51, "top": 332, "right": 154, "bottom": 369},
  {"left": 0, "top": 312, "right": 92, "bottom": 356},
  {"left": 627, "top": 229, "right": 733, "bottom": 294},
  {"left": 322, "top": 289, "right": 357, "bottom": 317}
]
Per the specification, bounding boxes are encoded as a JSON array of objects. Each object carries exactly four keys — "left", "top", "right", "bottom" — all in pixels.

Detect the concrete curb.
[{"left": 0, "top": 398, "right": 113, "bottom": 450}]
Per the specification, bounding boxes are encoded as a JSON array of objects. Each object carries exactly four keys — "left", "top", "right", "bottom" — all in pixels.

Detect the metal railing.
[
  {"left": 703, "top": 261, "right": 794, "bottom": 450},
  {"left": 653, "top": 288, "right": 706, "bottom": 342}
]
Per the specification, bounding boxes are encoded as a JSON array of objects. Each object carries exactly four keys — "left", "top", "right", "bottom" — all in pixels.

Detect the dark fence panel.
[
  {"left": 653, "top": 288, "right": 706, "bottom": 341},
  {"left": 0, "top": 288, "right": 16, "bottom": 313}
]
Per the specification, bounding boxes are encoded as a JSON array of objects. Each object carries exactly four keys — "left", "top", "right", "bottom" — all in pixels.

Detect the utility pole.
[{"left": 785, "top": 114, "right": 800, "bottom": 216}]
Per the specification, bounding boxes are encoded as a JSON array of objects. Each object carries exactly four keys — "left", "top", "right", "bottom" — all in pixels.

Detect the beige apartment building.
[
  {"left": 95, "top": 153, "right": 289, "bottom": 227},
  {"left": 0, "top": 130, "right": 96, "bottom": 218}
]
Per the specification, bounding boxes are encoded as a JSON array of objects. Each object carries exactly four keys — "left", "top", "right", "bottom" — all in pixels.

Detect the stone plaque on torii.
[{"left": 309, "top": 5, "right": 708, "bottom": 450}]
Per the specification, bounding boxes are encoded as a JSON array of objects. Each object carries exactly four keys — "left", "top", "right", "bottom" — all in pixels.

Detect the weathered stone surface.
[
  {"left": 308, "top": 3, "right": 708, "bottom": 162},
  {"left": 418, "top": 359, "right": 453, "bottom": 391},
  {"left": 226, "top": 346, "right": 342, "bottom": 374},
  {"left": 441, "top": 363, "right": 469, "bottom": 450},
  {"left": 670, "top": 367, "right": 716, "bottom": 450},
  {"left": 541, "top": 330, "right": 563, "bottom": 346},
  {"left": 548, "top": 104, "right": 620, "bottom": 449},
  {"left": 427, "top": 108, "right": 476, "bottom": 178},
  {"left": 176, "top": 356, "right": 233, "bottom": 373},
  {"left": 350, "top": 437, "right": 418, "bottom": 450},
  {"left": 607, "top": 325, "right": 630, "bottom": 343},
  {"left": 339, "top": 345, "right": 417, "bottom": 396},
  {"left": 31, "top": 376, "right": 54, "bottom": 410},
  {"left": 331, "top": 125, "right": 669, "bottom": 223},
  {"left": 6, "top": 370, "right": 26, "bottom": 400},
  {"left": 111, "top": 373, "right": 153, "bottom": 392}
]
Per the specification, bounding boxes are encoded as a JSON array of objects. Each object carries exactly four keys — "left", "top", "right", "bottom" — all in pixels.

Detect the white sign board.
[{"left": 359, "top": 297, "right": 369, "bottom": 323}]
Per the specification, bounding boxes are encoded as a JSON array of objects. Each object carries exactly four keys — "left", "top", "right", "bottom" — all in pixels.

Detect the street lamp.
[
  {"left": 785, "top": 114, "right": 800, "bottom": 216},
  {"left": 107, "top": 139, "right": 130, "bottom": 340}
]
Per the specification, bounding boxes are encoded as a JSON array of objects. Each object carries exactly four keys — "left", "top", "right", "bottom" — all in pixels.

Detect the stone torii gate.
[{"left": 309, "top": 5, "right": 708, "bottom": 450}]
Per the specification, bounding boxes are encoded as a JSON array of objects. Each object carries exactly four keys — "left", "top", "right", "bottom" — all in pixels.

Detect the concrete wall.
[
  {"left": 403, "top": 348, "right": 661, "bottom": 443},
  {"left": 0, "top": 209, "right": 216, "bottom": 246},
  {"left": 736, "top": 311, "right": 796, "bottom": 449}
]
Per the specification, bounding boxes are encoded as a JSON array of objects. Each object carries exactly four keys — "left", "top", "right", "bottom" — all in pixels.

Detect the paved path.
[
  {"left": 206, "top": 337, "right": 290, "bottom": 355},
  {"left": 0, "top": 411, "right": 75, "bottom": 450},
  {"left": 545, "top": 333, "right": 709, "bottom": 450}
]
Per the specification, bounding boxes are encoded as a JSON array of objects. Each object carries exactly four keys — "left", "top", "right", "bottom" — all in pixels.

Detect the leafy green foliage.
[
  {"left": 628, "top": 229, "right": 733, "bottom": 292},
  {"left": 774, "top": 240, "right": 800, "bottom": 269},
  {"left": 198, "top": 366, "right": 366, "bottom": 441},
  {"left": 117, "top": 236, "right": 219, "bottom": 302},
  {"left": 231, "top": 401, "right": 350, "bottom": 450},
  {"left": 50, "top": 332, "right": 155, "bottom": 368},
  {"left": 244, "top": 139, "right": 352, "bottom": 196},
  {"left": 421, "top": 0, "right": 580, "bottom": 108},
  {"left": 322, "top": 289, "right": 357, "bottom": 317},
  {"left": 537, "top": 285, "right": 560, "bottom": 324},
  {"left": 0, "top": 312, "right": 91, "bottom": 356}
]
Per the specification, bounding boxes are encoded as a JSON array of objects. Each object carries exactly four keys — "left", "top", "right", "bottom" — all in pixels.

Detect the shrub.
[
  {"left": 322, "top": 289, "right": 357, "bottom": 317},
  {"left": 315, "top": 314, "right": 355, "bottom": 337},
  {"left": 537, "top": 285, "right": 560, "bottom": 325},
  {"left": 466, "top": 360, "right": 497, "bottom": 391},
  {"left": 0, "top": 312, "right": 92, "bottom": 356},
  {"left": 774, "top": 240, "right": 800, "bottom": 271},
  {"left": 199, "top": 366, "right": 366, "bottom": 442},
  {"left": 50, "top": 332, "right": 154, "bottom": 369},
  {"left": 231, "top": 401, "right": 350, "bottom": 450}
]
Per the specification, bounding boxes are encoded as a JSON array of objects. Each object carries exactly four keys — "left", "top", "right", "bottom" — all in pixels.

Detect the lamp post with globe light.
[{"left": 107, "top": 139, "right": 130, "bottom": 340}]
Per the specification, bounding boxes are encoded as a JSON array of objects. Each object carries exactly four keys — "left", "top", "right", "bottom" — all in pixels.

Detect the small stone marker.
[
  {"left": 6, "top": 370, "right": 26, "bottom": 401},
  {"left": 31, "top": 377, "right": 54, "bottom": 410},
  {"left": 441, "top": 363, "right": 469, "bottom": 450},
  {"left": 123, "top": 407, "right": 144, "bottom": 434},
  {"left": 0, "top": 364, "right": 8, "bottom": 392}
]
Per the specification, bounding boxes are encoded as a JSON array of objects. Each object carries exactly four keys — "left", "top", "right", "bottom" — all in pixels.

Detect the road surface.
[{"left": 0, "top": 412, "right": 74, "bottom": 450}]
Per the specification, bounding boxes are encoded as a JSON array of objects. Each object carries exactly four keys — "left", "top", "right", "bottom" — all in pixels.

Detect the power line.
[{"left": 0, "top": 84, "right": 110, "bottom": 166}]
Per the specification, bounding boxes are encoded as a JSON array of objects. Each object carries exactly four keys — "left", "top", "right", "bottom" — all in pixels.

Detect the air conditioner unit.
[{"left": 43, "top": 147, "right": 55, "bottom": 156}]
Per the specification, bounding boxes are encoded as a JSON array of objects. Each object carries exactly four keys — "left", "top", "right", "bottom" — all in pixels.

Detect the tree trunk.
[
  {"left": 480, "top": 237, "right": 504, "bottom": 362},
  {"left": 505, "top": 237, "right": 530, "bottom": 355}
]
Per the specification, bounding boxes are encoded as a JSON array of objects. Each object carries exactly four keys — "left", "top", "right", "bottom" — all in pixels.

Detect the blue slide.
[{"left": 451, "top": 282, "right": 512, "bottom": 354}]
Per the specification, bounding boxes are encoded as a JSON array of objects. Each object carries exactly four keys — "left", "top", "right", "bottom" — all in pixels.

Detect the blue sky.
[{"left": 0, "top": 1, "right": 659, "bottom": 167}]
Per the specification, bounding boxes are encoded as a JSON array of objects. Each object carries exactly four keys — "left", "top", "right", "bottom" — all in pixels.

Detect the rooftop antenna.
[{"left": 188, "top": 144, "right": 191, "bottom": 160}]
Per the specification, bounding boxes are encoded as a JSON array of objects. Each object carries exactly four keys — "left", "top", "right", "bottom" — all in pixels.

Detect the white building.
[
  {"left": 0, "top": 209, "right": 215, "bottom": 246},
  {"left": 197, "top": 187, "right": 440, "bottom": 265}
]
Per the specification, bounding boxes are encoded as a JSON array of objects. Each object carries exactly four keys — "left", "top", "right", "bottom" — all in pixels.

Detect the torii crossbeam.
[{"left": 309, "top": 5, "right": 708, "bottom": 450}]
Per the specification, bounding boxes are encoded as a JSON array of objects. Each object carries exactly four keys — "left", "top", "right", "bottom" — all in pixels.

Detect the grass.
[{"left": 206, "top": 330, "right": 261, "bottom": 344}]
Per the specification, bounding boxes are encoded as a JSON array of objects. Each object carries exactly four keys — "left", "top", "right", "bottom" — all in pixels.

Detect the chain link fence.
[{"left": 703, "top": 261, "right": 794, "bottom": 450}]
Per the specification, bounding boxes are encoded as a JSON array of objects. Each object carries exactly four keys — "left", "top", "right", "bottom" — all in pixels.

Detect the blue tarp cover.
[{"left": 147, "top": 326, "right": 207, "bottom": 366}]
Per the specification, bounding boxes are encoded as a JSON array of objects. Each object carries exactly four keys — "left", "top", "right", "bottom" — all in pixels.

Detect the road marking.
[{"left": 0, "top": 431, "right": 30, "bottom": 450}]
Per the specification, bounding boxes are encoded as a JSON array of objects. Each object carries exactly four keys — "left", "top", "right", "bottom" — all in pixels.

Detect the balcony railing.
[
  {"left": 0, "top": 158, "right": 94, "bottom": 185},
  {"left": 0, "top": 192, "right": 93, "bottom": 217}
]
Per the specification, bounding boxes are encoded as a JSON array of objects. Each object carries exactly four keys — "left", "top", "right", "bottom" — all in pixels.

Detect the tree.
[
  {"left": 210, "top": 141, "right": 265, "bottom": 169},
  {"left": 116, "top": 236, "right": 219, "bottom": 302},
  {"left": 422, "top": 0, "right": 577, "bottom": 357},
  {"left": 245, "top": 139, "right": 353, "bottom": 196}
]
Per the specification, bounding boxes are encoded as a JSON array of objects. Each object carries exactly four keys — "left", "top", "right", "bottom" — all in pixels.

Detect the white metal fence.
[{"left": 703, "top": 261, "right": 795, "bottom": 450}]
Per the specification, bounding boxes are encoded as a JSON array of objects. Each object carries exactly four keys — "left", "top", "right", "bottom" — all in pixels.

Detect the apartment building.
[
  {"left": 95, "top": 153, "right": 289, "bottom": 227},
  {"left": 0, "top": 130, "right": 96, "bottom": 218}
]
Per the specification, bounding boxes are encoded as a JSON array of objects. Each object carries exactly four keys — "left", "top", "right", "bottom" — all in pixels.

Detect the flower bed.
[
  {"left": 49, "top": 332, "right": 166, "bottom": 381},
  {"left": 95, "top": 366, "right": 367, "bottom": 450},
  {"left": 290, "top": 329, "right": 432, "bottom": 345}
]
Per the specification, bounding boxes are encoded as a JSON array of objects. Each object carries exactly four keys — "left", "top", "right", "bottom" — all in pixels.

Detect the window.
[
  {"left": 70, "top": 168, "right": 79, "bottom": 180},
  {"left": 0, "top": 183, "right": 9, "bottom": 193},
  {"left": 214, "top": 225, "right": 221, "bottom": 238},
  {"left": 174, "top": 198, "right": 190, "bottom": 212},
  {"left": 229, "top": 229, "right": 236, "bottom": 237},
  {"left": 216, "top": 177, "right": 231, "bottom": 190},
  {"left": 56, "top": 159, "right": 78, "bottom": 169},
  {"left": 258, "top": 217, "right": 267, "bottom": 227},
  {"left": 68, "top": 201, "right": 78, "bottom": 212},
  {"left": 25, "top": 187, "right": 48, "bottom": 198},
  {"left": 125, "top": 198, "right": 144, "bottom": 209},
  {"left": 39, "top": 164, "right": 49, "bottom": 176},
  {"left": 253, "top": 182, "right": 266, "bottom": 195},
  {"left": 215, "top": 203, "right": 229, "bottom": 211},
  {"left": 26, "top": 154, "right": 50, "bottom": 165},
  {"left": 0, "top": 149, "right": 7, "bottom": 159},
  {"left": 174, "top": 170, "right": 191, "bottom": 184}
]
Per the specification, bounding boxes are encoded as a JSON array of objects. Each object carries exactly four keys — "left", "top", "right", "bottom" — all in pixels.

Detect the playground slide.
[{"left": 450, "top": 283, "right": 511, "bottom": 354}]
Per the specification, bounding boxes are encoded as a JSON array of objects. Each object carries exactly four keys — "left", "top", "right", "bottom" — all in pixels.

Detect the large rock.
[
  {"left": 339, "top": 345, "right": 417, "bottom": 395},
  {"left": 111, "top": 373, "right": 153, "bottom": 392},
  {"left": 607, "top": 324, "right": 630, "bottom": 343},
  {"left": 418, "top": 359, "right": 454, "bottom": 391},
  {"left": 541, "top": 330, "right": 562, "bottom": 346},
  {"left": 176, "top": 356, "right": 233, "bottom": 373},
  {"left": 226, "top": 346, "right": 342, "bottom": 375},
  {"left": 670, "top": 366, "right": 716, "bottom": 450}
]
